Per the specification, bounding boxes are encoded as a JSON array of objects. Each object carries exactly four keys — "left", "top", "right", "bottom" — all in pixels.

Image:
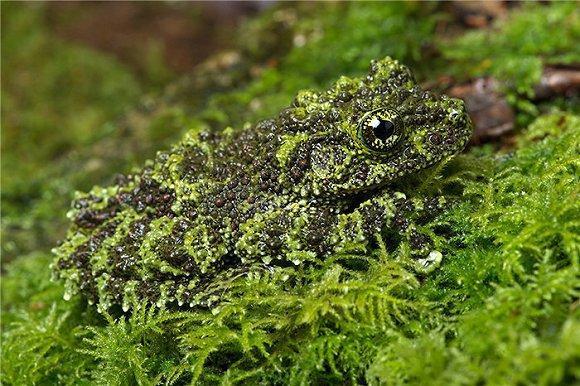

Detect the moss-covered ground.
[{"left": 1, "top": 2, "right": 579, "bottom": 385}]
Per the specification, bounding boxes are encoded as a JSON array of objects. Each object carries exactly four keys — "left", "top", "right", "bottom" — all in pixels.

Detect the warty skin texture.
[{"left": 53, "top": 57, "right": 473, "bottom": 311}]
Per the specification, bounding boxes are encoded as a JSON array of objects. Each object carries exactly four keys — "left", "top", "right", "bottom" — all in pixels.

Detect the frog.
[{"left": 52, "top": 57, "right": 472, "bottom": 311}]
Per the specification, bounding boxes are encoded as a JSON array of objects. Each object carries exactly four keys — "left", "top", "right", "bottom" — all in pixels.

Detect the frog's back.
[{"left": 54, "top": 119, "right": 293, "bottom": 309}]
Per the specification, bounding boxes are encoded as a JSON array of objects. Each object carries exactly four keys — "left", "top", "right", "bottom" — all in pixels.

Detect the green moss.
[
  {"left": 442, "top": 3, "right": 579, "bottom": 81},
  {"left": 1, "top": 3, "right": 141, "bottom": 204},
  {"left": 368, "top": 112, "right": 579, "bottom": 385},
  {"left": 0, "top": 4, "right": 196, "bottom": 262},
  {"left": 199, "top": 2, "right": 441, "bottom": 130},
  {"left": 440, "top": 2, "right": 580, "bottom": 124}
]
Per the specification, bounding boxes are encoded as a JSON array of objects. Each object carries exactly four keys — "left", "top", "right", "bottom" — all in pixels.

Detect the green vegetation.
[
  {"left": 1, "top": 3, "right": 140, "bottom": 261},
  {"left": 199, "top": 2, "right": 442, "bottom": 129},
  {"left": 2, "top": 2, "right": 579, "bottom": 385},
  {"left": 440, "top": 1, "right": 580, "bottom": 122}
]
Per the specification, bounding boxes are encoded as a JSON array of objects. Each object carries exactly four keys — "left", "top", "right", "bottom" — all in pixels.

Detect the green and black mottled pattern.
[{"left": 53, "top": 57, "right": 472, "bottom": 311}]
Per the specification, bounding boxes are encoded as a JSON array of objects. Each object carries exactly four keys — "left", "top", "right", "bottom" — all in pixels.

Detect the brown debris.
[
  {"left": 44, "top": 2, "right": 262, "bottom": 75},
  {"left": 447, "top": 66, "right": 580, "bottom": 144},
  {"left": 448, "top": 0, "right": 508, "bottom": 28},
  {"left": 534, "top": 66, "right": 580, "bottom": 100},
  {"left": 448, "top": 77, "right": 515, "bottom": 144}
]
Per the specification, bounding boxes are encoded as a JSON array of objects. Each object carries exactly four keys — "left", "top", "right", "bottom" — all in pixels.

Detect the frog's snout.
[{"left": 447, "top": 98, "right": 473, "bottom": 146}]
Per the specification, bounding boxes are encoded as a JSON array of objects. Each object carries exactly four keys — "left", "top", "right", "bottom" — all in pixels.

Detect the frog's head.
[{"left": 276, "top": 57, "right": 473, "bottom": 197}]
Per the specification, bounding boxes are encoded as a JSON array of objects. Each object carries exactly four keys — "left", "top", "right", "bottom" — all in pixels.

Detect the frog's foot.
[{"left": 404, "top": 226, "right": 443, "bottom": 273}]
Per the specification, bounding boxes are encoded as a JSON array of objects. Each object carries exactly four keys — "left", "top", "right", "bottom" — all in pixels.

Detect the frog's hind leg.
[{"left": 234, "top": 204, "right": 339, "bottom": 267}]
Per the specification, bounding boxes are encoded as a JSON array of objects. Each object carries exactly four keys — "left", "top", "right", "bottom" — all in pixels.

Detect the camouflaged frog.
[{"left": 53, "top": 57, "right": 472, "bottom": 311}]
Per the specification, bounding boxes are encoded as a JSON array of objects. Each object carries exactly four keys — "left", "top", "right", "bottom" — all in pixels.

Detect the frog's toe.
[{"left": 415, "top": 250, "right": 443, "bottom": 273}]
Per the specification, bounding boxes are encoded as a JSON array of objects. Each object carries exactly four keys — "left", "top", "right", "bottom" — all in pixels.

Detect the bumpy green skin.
[{"left": 52, "top": 57, "right": 472, "bottom": 311}]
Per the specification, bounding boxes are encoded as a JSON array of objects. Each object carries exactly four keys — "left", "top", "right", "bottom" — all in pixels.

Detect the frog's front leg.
[
  {"left": 330, "top": 191, "right": 448, "bottom": 271},
  {"left": 233, "top": 194, "right": 414, "bottom": 262},
  {"left": 390, "top": 193, "right": 449, "bottom": 270}
]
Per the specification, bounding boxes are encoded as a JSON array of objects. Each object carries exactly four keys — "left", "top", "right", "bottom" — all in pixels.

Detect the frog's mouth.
[{"left": 337, "top": 188, "right": 383, "bottom": 213}]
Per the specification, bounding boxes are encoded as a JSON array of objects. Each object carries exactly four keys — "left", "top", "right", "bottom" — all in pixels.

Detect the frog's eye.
[{"left": 358, "top": 109, "right": 402, "bottom": 152}]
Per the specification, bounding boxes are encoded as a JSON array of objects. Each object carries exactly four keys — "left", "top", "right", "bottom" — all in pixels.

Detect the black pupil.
[{"left": 373, "top": 119, "right": 395, "bottom": 141}]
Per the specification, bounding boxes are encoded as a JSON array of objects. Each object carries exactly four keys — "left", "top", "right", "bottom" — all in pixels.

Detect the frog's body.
[{"left": 53, "top": 58, "right": 472, "bottom": 310}]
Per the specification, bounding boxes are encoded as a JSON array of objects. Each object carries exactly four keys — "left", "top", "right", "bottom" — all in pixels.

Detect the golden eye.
[{"left": 358, "top": 109, "right": 401, "bottom": 152}]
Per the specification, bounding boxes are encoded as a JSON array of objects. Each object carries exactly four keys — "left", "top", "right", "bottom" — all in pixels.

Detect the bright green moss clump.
[
  {"left": 442, "top": 2, "right": 579, "bottom": 88},
  {"left": 368, "top": 113, "right": 580, "bottom": 385}
]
